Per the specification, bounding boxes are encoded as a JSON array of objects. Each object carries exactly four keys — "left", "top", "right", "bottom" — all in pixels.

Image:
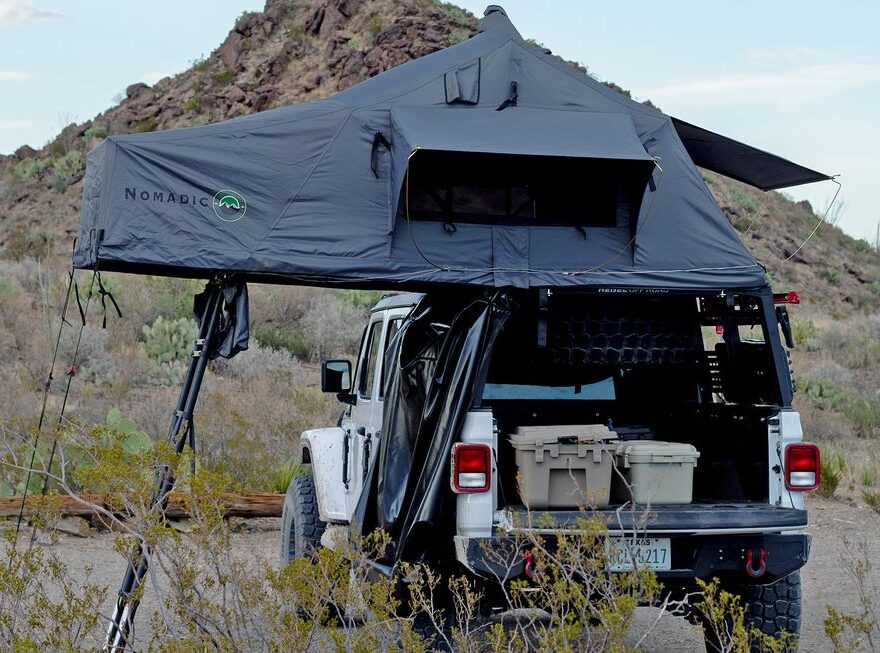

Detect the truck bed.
[{"left": 498, "top": 502, "right": 808, "bottom": 535}]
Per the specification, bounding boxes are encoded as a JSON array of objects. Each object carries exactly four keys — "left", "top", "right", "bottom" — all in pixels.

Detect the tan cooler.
[
  {"left": 612, "top": 441, "right": 700, "bottom": 504},
  {"left": 509, "top": 425, "right": 617, "bottom": 509}
]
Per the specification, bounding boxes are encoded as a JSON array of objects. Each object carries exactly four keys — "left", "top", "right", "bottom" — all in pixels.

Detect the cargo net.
[{"left": 550, "top": 308, "right": 701, "bottom": 366}]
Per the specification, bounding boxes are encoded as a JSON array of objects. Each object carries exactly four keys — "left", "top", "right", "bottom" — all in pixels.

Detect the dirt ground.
[{"left": 27, "top": 496, "right": 880, "bottom": 650}]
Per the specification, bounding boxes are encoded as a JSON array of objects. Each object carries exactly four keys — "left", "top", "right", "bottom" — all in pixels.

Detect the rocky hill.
[{"left": 1, "top": 0, "right": 878, "bottom": 317}]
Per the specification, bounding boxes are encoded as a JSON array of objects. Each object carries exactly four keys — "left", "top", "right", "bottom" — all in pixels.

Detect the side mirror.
[{"left": 321, "top": 359, "right": 352, "bottom": 394}]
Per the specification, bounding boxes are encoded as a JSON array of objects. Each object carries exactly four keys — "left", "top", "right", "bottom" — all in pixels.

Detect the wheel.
[
  {"left": 742, "top": 572, "right": 801, "bottom": 642},
  {"left": 698, "top": 572, "right": 802, "bottom": 653},
  {"left": 280, "top": 475, "right": 326, "bottom": 565}
]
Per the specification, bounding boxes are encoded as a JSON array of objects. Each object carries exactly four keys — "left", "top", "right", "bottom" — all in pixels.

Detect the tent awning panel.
[{"left": 672, "top": 118, "right": 832, "bottom": 191}]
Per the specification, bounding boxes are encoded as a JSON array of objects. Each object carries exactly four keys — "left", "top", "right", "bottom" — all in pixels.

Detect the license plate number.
[{"left": 606, "top": 537, "right": 671, "bottom": 571}]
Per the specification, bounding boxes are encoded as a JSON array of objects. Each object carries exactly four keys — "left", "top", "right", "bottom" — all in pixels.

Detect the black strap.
[
  {"left": 371, "top": 131, "right": 391, "bottom": 178},
  {"left": 496, "top": 81, "right": 519, "bottom": 111},
  {"left": 96, "top": 271, "right": 123, "bottom": 328},
  {"left": 73, "top": 278, "right": 86, "bottom": 326}
]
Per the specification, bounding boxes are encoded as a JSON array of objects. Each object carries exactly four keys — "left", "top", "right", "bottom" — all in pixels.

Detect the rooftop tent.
[{"left": 73, "top": 5, "right": 830, "bottom": 291}]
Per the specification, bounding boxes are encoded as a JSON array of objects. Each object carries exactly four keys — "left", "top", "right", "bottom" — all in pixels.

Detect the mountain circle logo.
[{"left": 212, "top": 190, "right": 247, "bottom": 222}]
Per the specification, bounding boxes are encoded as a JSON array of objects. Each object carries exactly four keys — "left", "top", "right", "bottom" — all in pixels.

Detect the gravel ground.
[{"left": 21, "top": 496, "right": 880, "bottom": 650}]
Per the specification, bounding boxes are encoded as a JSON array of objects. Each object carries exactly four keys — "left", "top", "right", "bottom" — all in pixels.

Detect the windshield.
[{"left": 482, "top": 378, "right": 615, "bottom": 401}]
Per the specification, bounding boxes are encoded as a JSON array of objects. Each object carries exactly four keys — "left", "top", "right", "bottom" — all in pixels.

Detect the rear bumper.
[{"left": 454, "top": 532, "right": 811, "bottom": 587}]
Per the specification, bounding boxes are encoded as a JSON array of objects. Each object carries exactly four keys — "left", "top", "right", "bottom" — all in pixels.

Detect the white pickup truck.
[{"left": 282, "top": 289, "right": 817, "bottom": 649}]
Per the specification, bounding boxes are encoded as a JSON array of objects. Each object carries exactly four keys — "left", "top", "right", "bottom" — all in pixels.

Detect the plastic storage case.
[
  {"left": 509, "top": 425, "right": 617, "bottom": 509},
  {"left": 612, "top": 441, "right": 700, "bottom": 504}
]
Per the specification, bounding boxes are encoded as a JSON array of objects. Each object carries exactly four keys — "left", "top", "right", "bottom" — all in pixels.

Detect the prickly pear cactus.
[
  {"left": 142, "top": 316, "right": 197, "bottom": 366},
  {"left": 142, "top": 316, "right": 197, "bottom": 385}
]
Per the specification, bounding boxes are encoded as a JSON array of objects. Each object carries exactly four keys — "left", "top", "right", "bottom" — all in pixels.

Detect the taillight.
[
  {"left": 785, "top": 443, "right": 820, "bottom": 491},
  {"left": 451, "top": 443, "right": 491, "bottom": 493},
  {"left": 774, "top": 291, "right": 801, "bottom": 305}
]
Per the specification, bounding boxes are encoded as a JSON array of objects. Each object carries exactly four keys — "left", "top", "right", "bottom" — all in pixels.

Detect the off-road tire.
[
  {"left": 699, "top": 572, "right": 802, "bottom": 652},
  {"left": 742, "top": 571, "right": 802, "bottom": 640},
  {"left": 280, "top": 475, "right": 326, "bottom": 565}
]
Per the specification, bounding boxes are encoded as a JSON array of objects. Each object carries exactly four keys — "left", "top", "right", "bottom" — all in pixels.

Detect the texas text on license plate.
[{"left": 606, "top": 537, "right": 672, "bottom": 571}]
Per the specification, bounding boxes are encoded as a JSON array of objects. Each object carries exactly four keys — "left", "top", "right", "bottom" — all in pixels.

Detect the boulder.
[{"left": 125, "top": 83, "right": 150, "bottom": 100}]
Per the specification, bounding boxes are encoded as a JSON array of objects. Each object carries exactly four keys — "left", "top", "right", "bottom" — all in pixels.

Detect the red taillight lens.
[
  {"left": 451, "top": 443, "right": 491, "bottom": 493},
  {"left": 774, "top": 291, "right": 801, "bottom": 305},
  {"left": 785, "top": 443, "right": 820, "bottom": 491}
]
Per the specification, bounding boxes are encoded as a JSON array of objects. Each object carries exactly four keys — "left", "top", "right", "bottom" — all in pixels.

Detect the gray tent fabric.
[
  {"left": 671, "top": 118, "right": 831, "bottom": 191},
  {"left": 73, "top": 5, "right": 828, "bottom": 291}
]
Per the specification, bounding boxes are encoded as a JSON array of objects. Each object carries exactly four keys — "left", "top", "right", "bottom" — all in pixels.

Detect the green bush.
[
  {"left": 12, "top": 157, "right": 49, "bottom": 181},
  {"left": 284, "top": 19, "right": 305, "bottom": 41},
  {"left": 863, "top": 489, "right": 880, "bottom": 514},
  {"left": 270, "top": 457, "right": 308, "bottom": 493},
  {"left": 861, "top": 465, "right": 877, "bottom": 487},
  {"left": 83, "top": 124, "right": 108, "bottom": 140},
  {"left": 213, "top": 67, "right": 234, "bottom": 86},
  {"left": 190, "top": 54, "right": 211, "bottom": 72},
  {"left": 131, "top": 116, "right": 158, "bottom": 133},
  {"left": 3, "top": 225, "right": 53, "bottom": 261},
  {"left": 790, "top": 316, "right": 818, "bottom": 346},
  {"left": 817, "top": 446, "right": 846, "bottom": 498},
  {"left": 799, "top": 376, "right": 848, "bottom": 412},
  {"left": 365, "top": 15, "right": 385, "bottom": 41},
  {"left": 338, "top": 289, "right": 384, "bottom": 309},
  {"left": 183, "top": 93, "right": 203, "bottom": 113},
  {"left": 252, "top": 323, "right": 314, "bottom": 360},
  {"left": 436, "top": 1, "right": 472, "bottom": 27},
  {"left": 730, "top": 186, "right": 759, "bottom": 215},
  {"left": 823, "top": 267, "right": 842, "bottom": 285},
  {"left": 51, "top": 150, "right": 85, "bottom": 187}
]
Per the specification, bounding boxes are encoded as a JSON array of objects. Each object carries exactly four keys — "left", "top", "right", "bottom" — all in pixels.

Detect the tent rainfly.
[{"left": 73, "top": 5, "right": 830, "bottom": 291}]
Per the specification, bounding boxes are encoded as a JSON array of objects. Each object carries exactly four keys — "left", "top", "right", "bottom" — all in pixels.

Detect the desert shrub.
[
  {"left": 252, "top": 323, "right": 315, "bottom": 360},
  {"left": 817, "top": 445, "right": 846, "bottom": 497},
  {"left": 131, "top": 116, "right": 157, "bottom": 133},
  {"left": 823, "top": 536, "right": 879, "bottom": 651},
  {"left": 730, "top": 186, "right": 759, "bottom": 215},
  {"left": 191, "top": 114, "right": 211, "bottom": 126},
  {"left": 183, "top": 93, "right": 203, "bottom": 113},
  {"left": 863, "top": 489, "right": 880, "bottom": 514},
  {"left": 339, "top": 289, "right": 385, "bottom": 309},
  {"left": 284, "top": 19, "right": 305, "bottom": 41},
  {"left": 0, "top": 531, "right": 107, "bottom": 649},
  {"left": 51, "top": 149, "right": 85, "bottom": 188},
  {"left": 190, "top": 54, "right": 211, "bottom": 72},
  {"left": 823, "top": 267, "right": 842, "bottom": 285},
  {"left": 270, "top": 456, "right": 308, "bottom": 493},
  {"left": 861, "top": 464, "right": 877, "bottom": 487},
  {"left": 365, "top": 14, "right": 385, "bottom": 41},
  {"left": 3, "top": 224, "right": 54, "bottom": 261},
  {"left": 436, "top": 1, "right": 472, "bottom": 27},
  {"left": 12, "top": 156, "right": 50, "bottom": 181},
  {"left": 213, "top": 67, "right": 234, "bottom": 86},
  {"left": 798, "top": 376, "right": 848, "bottom": 412},
  {"left": 83, "top": 123, "right": 108, "bottom": 140},
  {"left": 790, "top": 316, "right": 818, "bottom": 347},
  {"left": 300, "top": 293, "right": 367, "bottom": 360},
  {"left": 213, "top": 342, "right": 305, "bottom": 382}
]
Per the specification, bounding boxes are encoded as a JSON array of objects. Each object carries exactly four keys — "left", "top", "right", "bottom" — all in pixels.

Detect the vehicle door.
[
  {"left": 344, "top": 310, "right": 407, "bottom": 516},
  {"left": 343, "top": 311, "right": 385, "bottom": 515}
]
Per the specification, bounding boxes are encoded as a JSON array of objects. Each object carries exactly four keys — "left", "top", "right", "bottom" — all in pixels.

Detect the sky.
[{"left": 1, "top": 0, "right": 878, "bottom": 242}]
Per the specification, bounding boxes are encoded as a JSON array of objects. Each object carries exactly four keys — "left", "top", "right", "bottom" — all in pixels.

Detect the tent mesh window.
[{"left": 404, "top": 151, "right": 644, "bottom": 229}]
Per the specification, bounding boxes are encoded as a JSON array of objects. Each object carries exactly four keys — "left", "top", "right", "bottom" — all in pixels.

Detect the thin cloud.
[
  {"left": 0, "top": 120, "right": 35, "bottom": 129},
  {"left": 644, "top": 61, "right": 880, "bottom": 107},
  {"left": 0, "top": 0, "right": 64, "bottom": 27},
  {"left": 0, "top": 70, "right": 31, "bottom": 81}
]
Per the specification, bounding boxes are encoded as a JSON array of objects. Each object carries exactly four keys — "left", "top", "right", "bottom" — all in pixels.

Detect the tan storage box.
[
  {"left": 612, "top": 441, "right": 700, "bottom": 505},
  {"left": 509, "top": 425, "right": 617, "bottom": 509}
]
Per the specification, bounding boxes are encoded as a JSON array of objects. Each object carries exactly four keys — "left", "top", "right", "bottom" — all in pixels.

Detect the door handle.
[
  {"left": 356, "top": 426, "right": 366, "bottom": 436},
  {"left": 342, "top": 430, "right": 351, "bottom": 489}
]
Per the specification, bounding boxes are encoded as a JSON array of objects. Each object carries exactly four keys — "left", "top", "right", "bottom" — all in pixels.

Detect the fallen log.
[{"left": 0, "top": 492, "right": 284, "bottom": 519}]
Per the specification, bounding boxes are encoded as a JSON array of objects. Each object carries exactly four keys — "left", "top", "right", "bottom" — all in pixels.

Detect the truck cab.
[{"left": 283, "top": 288, "right": 818, "bottom": 647}]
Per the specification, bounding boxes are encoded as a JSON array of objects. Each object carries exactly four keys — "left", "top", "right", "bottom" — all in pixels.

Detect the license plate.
[{"left": 606, "top": 537, "right": 671, "bottom": 571}]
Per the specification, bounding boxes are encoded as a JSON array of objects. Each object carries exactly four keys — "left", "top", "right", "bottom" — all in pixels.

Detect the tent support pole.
[{"left": 104, "top": 279, "right": 225, "bottom": 652}]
